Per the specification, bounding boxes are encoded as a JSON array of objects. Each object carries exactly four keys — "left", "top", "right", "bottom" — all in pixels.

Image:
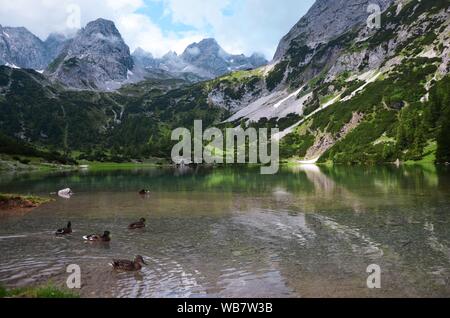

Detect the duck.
[
  {"left": 139, "top": 189, "right": 150, "bottom": 195},
  {"left": 55, "top": 222, "right": 72, "bottom": 235},
  {"left": 128, "top": 218, "right": 146, "bottom": 230},
  {"left": 110, "top": 255, "right": 147, "bottom": 271},
  {"left": 83, "top": 231, "right": 111, "bottom": 242}
]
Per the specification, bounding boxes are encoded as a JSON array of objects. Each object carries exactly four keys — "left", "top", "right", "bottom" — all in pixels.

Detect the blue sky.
[{"left": 0, "top": 0, "right": 316, "bottom": 59}]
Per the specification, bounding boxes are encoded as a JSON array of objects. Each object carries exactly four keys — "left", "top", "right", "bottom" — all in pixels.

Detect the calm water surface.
[{"left": 0, "top": 165, "right": 450, "bottom": 298}]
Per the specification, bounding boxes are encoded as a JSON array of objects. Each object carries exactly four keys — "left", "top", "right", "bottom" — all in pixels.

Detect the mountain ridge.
[
  {"left": 132, "top": 38, "right": 267, "bottom": 82},
  {"left": 0, "top": 0, "right": 449, "bottom": 165},
  {"left": 273, "top": 0, "right": 394, "bottom": 61},
  {"left": 0, "top": 19, "right": 267, "bottom": 90},
  {"left": 45, "top": 18, "right": 134, "bottom": 90},
  {"left": 0, "top": 25, "right": 68, "bottom": 70}
]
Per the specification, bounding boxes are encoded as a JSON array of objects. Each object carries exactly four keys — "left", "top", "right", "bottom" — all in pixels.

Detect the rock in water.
[{"left": 58, "top": 188, "right": 73, "bottom": 199}]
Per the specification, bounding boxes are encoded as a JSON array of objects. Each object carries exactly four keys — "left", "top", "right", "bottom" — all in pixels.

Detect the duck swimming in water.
[
  {"left": 110, "top": 255, "right": 147, "bottom": 271},
  {"left": 83, "top": 231, "right": 111, "bottom": 242},
  {"left": 55, "top": 222, "right": 72, "bottom": 235},
  {"left": 139, "top": 189, "right": 150, "bottom": 195},
  {"left": 128, "top": 218, "right": 146, "bottom": 230}
]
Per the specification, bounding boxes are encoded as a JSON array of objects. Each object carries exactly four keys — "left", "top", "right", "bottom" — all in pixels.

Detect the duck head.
[
  {"left": 140, "top": 218, "right": 146, "bottom": 223},
  {"left": 135, "top": 255, "right": 147, "bottom": 265},
  {"left": 67, "top": 221, "right": 72, "bottom": 229},
  {"left": 102, "top": 231, "right": 111, "bottom": 239}
]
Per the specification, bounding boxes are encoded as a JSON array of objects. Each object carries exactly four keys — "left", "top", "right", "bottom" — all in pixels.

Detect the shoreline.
[{"left": 0, "top": 194, "right": 54, "bottom": 212}]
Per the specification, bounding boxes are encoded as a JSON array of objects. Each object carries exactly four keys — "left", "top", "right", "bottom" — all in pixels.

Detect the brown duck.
[
  {"left": 55, "top": 222, "right": 72, "bottom": 236},
  {"left": 83, "top": 231, "right": 111, "bottom": 242},
  {"left": 128, "top": 218, "right": 146, "bottom": 230},
  {"left": 110, "top": 255, "right": 147, "bottom": 271}
]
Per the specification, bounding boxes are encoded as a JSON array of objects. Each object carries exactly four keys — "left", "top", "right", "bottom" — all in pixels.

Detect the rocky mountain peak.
[
  {"left": 0, "top": 25, "right": 48, "bottom": 69},
  {"left": 180, "top": 38, "right": 267, "bottom": 77},
  {"left": 273, "top": 0, "right": 394, "bottom": 61},
  {"left": 182, "top": 38, "right": 227, "bottom": 62},
  {"left": 46, "top": 18, "right": 134, "bottom": 90},
  {"left": 83, "top": 18, "right": 122, "bottom": 38}
]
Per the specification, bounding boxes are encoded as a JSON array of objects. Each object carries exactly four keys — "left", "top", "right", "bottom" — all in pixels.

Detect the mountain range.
[
  {"left": 0, "top": 19, "right": 267, "bottom": 90},
  {"left": 0, "top": 0, "right": 449, "bottom": 167},
  {"left": 134, "top": 39, "right": 267, "bottom": 79}
]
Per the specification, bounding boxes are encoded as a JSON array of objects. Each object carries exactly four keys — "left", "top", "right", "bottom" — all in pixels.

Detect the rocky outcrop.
[
  {"left": 46, "top": 19, "right": 134, "bottom": 90},
  {"left": 0, "top": 25, "right": 48, "bottom": 69},
  {"left": 0, "top": 25, "right": 69, "bottom": 70},
  {"left": 273, "top": 0, "right": 394, "bottom": 61},
  {"left": 305, "top": 112, "right": 364, "bottom": 160}
]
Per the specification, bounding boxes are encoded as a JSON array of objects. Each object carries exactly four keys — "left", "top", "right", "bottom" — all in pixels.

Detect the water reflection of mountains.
[{"left": 1, "top": 165, "right": 449, "bottom": 195}]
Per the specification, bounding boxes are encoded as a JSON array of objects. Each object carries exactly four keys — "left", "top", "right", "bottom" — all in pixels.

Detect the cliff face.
[
  {"left": 0, "top": 26, "right": 68, "bottom": 70},
  {"left": 0, "top": 25, "right": 48, "bottom": 69},
  {"left": 46, "top": 19, "right": 134, "bottom": 90},
  {"left": 273, "top": 0, "right": 394, "bottom": 61}
]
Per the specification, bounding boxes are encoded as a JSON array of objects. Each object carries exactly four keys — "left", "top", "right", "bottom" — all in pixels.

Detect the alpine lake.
[{"left": 1, "top": 164, "right": 450, "bottom": 298}]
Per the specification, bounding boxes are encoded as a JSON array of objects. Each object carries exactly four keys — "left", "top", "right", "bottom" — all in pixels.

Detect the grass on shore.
[
  {"left": 85, "top": 161, "right": 166, "bottom": 171},
  {"left": 0, "top": 193, "right": 54, "bottom": 209},
  {"left": 0, "top": 284, "right": 79, "bottom": 298},
  {"left": 0, "top": 154, "right": 76, "bottom": 172}
]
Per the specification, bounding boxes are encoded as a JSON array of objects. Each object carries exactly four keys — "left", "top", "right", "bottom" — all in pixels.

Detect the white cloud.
[
  {"left": 161, "top": 0, "right": 231, "bottom": 29},
  {"left": 0, "top": 0, "right": 315, "bottom": 59},
  {"left": 116, "top": 13, "right": 204, "bottom": 57},
  {"left": 161, "top": 0, "right": 315, "bottom": 58}
]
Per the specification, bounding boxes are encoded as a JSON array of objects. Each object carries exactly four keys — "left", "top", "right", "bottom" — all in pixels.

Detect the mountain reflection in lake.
[{"left": 0, "top": 165, "right": 449, "bottom": 298}]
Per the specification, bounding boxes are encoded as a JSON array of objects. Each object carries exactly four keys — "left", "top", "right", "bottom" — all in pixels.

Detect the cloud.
[
  {"left": 160, "top": 0, "right": 315, "bottom": 58},
  {"left": 0, "top": 0, "right": 315, "bottom": 59},
  {"left": 116, "top": 13, "right": 204, "bottom": 56}
]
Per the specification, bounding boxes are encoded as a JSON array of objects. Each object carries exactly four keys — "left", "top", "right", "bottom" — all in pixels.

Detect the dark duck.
[
  {"left": 55, "top": 222, "right": 72, "bottom": 236},
  {"left": 128, "top": 218, "right": 146, "bottom": 230},
  {"left": 139, "top": 189, "right": 150, "bottom": 195},
  {"left": 83, "top": 231, "right": 111, "bottom": 242},
  {"left": 110, "top": 255, "right": 147, "bottom": 271}
]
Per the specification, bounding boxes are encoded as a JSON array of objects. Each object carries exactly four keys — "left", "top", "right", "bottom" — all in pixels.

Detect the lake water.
[{"left": 0, "top": 165, "right": 450, "bottom": 298}]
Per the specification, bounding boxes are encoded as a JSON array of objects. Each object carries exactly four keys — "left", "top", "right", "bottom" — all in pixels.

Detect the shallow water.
[{"left": 0, "top": 165, "right": 450, "bottom": 298}]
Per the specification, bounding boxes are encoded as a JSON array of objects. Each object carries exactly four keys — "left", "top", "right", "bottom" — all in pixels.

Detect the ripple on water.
[{"left": 1, "top": 166, "right": 450, "bottom": 297}]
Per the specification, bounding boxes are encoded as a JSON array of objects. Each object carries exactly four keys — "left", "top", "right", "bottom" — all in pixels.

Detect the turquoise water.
[{"left": 0, "top": 165, "right": 449, "bottom": 297}]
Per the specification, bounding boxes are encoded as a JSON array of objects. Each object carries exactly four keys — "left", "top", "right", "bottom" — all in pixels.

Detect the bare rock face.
[
  {"left": 273, "top": 0, "right": 394, "bottom": 61},
  {"left": 0, "top": 25, "right": 48, "bottom": 69},
  {"left": 0, "top": 26, "right": 68, "bottom": 70},
  {"left": 44, "top": 33, "right": 69, "bottom": 62},
  {"left": 46, "top": 18, "right": 134, "bottom": 90}
]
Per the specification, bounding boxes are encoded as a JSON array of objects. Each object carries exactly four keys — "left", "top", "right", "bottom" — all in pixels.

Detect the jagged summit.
[
  {"left": 0, "top": 25, "right": 49, "bottom": 69},
  {"left": 131, "top": 38, "right": 267, "bottom": 81},
  {"left": 273, "top": 0, "right": 394, "bottom": 61},
  {"left": 1, "top": 18, "right": 267, "bottom": 90},
  {"left": 46, "top": 18, "right": 134, "bottom": 90}
]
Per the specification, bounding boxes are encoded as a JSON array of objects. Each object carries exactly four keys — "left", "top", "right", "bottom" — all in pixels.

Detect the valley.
[
  {"left": 1, "top": 0, "right": 450, "bottom": 300},
  {"left": 1, "top": 0, "right": 449, "bottom": 168}
]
